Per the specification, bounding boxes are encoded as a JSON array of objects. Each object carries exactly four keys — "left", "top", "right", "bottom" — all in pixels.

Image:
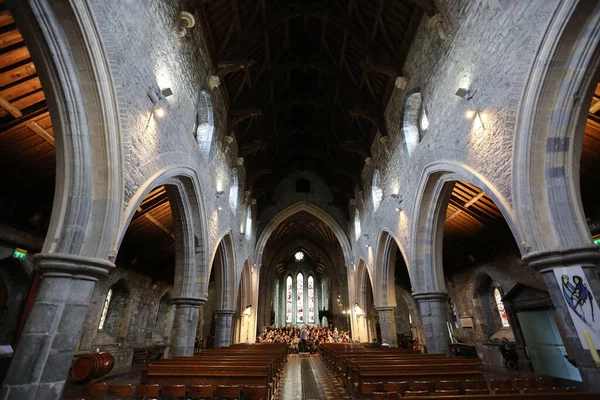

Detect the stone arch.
[
  {"left": 403, "top": 89, "right": 425, "bottom": 155},
  {"left": 355, "top": 259, "right": 374, "bottom": 311},
  {"left": 195, "top": 90, "right": 215, "bottom": 154},
  {"left": 513, "top": 1, "right": 600, "bottom": 253},
  {"left": 10, "top": 0, "right": 122, "bottom": 260},
  {"left": 115, "top": 167, "right": 208, "bottom": 299},
  {"left": 153, "top": 292, "right": 172, "bottom": 342},
  {"left": 371, "top": 170, "right": 383, "bottom": 210},
  {"left": 411, "top": 162, "right": 523, "bottom": 294},
  {"left": 373, "top": 229, "right": 411, "bottom": 307},
  {"left": 208, "top": 232, "right": 237, "bottom": 310},
  {"left": 255, "top": 201, "right": 353, "bottom": 267}
]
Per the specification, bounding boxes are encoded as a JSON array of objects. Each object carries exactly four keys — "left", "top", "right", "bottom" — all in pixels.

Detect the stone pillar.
[
  {"left": 376, "top": 307, "right": 398, "bottom": 347},
  {"left": 169, "top": 297, "right": 204, "bottom": 357},
  {"left": 523, "top": 246, "right": 600, "bottom": 391},
  {"left": 214, "top": 309, "right": 235, "bottom": 348},
  {"left": 414, "top": 292, "right": 449, "bottom": 354},
  {"left": 0, "top": 253, "right": 113, "bottom": 400},
  {"left": 355, "top": 312, "right": 368, "bottom": 343}
]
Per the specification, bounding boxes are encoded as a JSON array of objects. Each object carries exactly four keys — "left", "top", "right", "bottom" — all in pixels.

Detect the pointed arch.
[
  {"left": 208, "top": 232, "right": 237, "bottom": 310},
  {"left": 255, "top": 201, "right": 352, "bottom": 267},
  {"left": 374, "top": 229, "right": 411, "bottom": 307},
  {"left": 410, "top": 162, "right": 523, "bottom": 294},
  {"left": 355, "top": 259, "right": 375, "bottom": 310}
]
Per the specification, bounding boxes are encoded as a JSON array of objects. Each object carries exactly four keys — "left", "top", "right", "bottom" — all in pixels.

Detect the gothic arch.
[
  {"left": 208, "top": 232, "right": 237, "bottom": 310},
  {"left": 10, "top": 0, "right": 122, "bottom": 260},
  {"left": 355, "top": 259, "right": 375, "bottom": 311},
  {"left": 513, "top": 0, "right": 600, "bottom": 253},
  {"left": 255, "top": 201, "right": 353, "bottom": 267},
  {"left": 373, "top": 229, "right": 411, "bottom": 307},
  {"left": 411, "top": 161, "right": 523, "bottom": 294}
]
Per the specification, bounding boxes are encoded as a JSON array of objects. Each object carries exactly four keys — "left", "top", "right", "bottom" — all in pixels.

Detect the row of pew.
[
  {"left": 139, "top": 343, "right": 288, "bottom": 400},
  {"left": 319, "top": 343, "right": 599, "bottom": 399},
  {"left": 80, "top": 382, "right": 267, "bottom": 399}
]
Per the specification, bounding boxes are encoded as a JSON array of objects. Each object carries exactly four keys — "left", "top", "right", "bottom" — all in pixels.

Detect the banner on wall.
[{"left": 552, "top": 266, "right": 600, "bottom": 349}]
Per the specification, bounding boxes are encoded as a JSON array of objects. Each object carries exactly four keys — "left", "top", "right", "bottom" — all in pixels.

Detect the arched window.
[
  {"left": 354, "top": 209, "right": 361, "bottom": 241},
  {"left": 153, "top": 293, "right": 171, "bottom": 340},
  {"left": 297, "top": 273, "right": 304, "bottom": 323},
  {"left": 195, "top": 91, "right": 215, "bottom": 154},
  {"left": 229, "top": 168, "right": 239, "bottom": 211},
  {"left": 403, "top": 91, "right": 427, "bottom": 155},
  {"left": 371, "top": 170, "right": 383, "bottom": 210},
  {"left": 308, "top": 276, "right": 315, "bottom": 323},
  {"left": 294, "top": 251, "right": 304, "bottom": 262},
  {"left": 244, "top": 205, "right": 252, "bottom": 236},
  {"left": 286, "top": 276, "right": 293, "bottom": 324},
  {"left": 98, "top": 288, "right": 113, "bottom": 330},
  {"left": 494, "top": 288, "right": 510, "bottom": 327}
]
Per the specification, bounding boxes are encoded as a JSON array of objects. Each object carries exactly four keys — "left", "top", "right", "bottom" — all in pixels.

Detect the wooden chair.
[
  {"left": 495, "top": 388, "right": 520, "bottom": 394},
  {"left": 437, "top": 380, "right": 461, "bottom": 391},
  {"left": 403, "top": 390, "right": 429, "bottom": 397},
  {"left": 242, "top": 385, "right": 268, "bottom": 400},
  {"left": 160, "top": 385, "right": 185, "bottom": 399},
  {"left": 189, "top": 384, "right": 214, "bottom": 399},
  {"left": 214, "top": 385, "right": 241, "bottom": 400},
  {"left": 462, "top": 380, "right": 488, "bottom": 390},
  {"left": 490, "top": 378, "right": 513, "bottom": 390},
  {"left": 107, "top": 384, "right": 132, "bottom": 399},
  {"left": 433, "top": 389, "right": 460, "bottom": 396},
  {"left": 408, "top": 381, "right": 435, "bottom": 392},
  {"left": 383, "top": 381, "right": 408, "bottom": 395},
  {"left": 85, "top": 383, "right": 108, "bottom": 398},
  {"left": 463, "top": 388, "right": 490, "bottom": 395},
  {"left": 371, "top": 391, "right": 396, "bottom": 400},
  {"left": 134, "top": 384, "right": 160, "bottom": 400},
  {"left": 360, "top": 381, "right": 384, "bottom": 396}
]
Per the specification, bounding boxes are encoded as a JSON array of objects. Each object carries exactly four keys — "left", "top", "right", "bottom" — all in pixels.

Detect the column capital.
[
  {"left": 522, "top": 245, "right": 600, "bottom": 272},
  {"left": 34, "top": 253, "right": 114, "bottom": 281},
  {"left": 170, "top": 297, "right": 207, "bottom": 307},
  {"left": 215, "top": 309, "right": 236, "bottom": 315},
  {"left": 413, "top": 291, "right": 448, "bottom": 302},
  {"left": 375, "top": 306, "right": 395, "bottom": 312}
]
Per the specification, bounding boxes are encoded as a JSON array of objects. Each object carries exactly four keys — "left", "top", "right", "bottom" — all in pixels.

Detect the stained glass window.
[
  {"left": 308, "top": 276, "right": 315, "bottom": 323},
  {"left": 98, "top": 288, "right": 113, "bottom": 330},
  {"left": 286, "top": 276, "right": 292, "bottom": 324},
  {"left": 494, "top": 288, "right": 509, "bottom": 327},
  {"left": 297, "top": 273, "right": 304, "bottom": 323}
]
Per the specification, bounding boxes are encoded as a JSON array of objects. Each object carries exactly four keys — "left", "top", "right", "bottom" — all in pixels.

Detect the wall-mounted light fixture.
[
  {"left": 148, "top": 87, "right": 173, "bottom": 118},
  {"left": 175, "top": 11, "right": 195, "bottom": 38},
  {"left": 455, "top": 87, "right": 485, "bottom": 130},
  {"left": 216, "top": 190, "right": 225, "bottom": 211},
  {"left": 391, "top": 193, "right": 403, "bottom": 211}
]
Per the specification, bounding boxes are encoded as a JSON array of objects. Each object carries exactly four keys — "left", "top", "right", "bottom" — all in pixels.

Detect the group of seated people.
[{"left": 256, "top": 325, "right": 351, "bottom": 353}]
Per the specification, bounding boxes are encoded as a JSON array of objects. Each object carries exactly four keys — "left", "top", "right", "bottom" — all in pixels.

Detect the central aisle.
[{"left": 275, "top": 355, "right": 351, "bottom": 400}]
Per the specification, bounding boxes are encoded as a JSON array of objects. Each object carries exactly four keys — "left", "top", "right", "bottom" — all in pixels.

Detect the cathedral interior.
[{"left": 1, "top": 0, "right": 600, "bottom": 399}]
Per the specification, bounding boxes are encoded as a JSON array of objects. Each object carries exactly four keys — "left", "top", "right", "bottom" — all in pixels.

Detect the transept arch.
[{"left": 410, "top": 161, "right": 523, "bottom": 294}]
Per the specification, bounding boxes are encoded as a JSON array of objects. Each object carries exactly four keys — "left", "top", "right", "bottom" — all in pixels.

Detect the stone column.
[
  {"left": 523, "top": 246, "right": 600, "bottom": 391},
  {"left": 413, "top": 292, "right": 449, "bottom": 354},
  {"left": 169, "top": 297, "right": 204, "bottom": 357},
  {"left": 355, "top": 312, "right": 368, "bottom": 343},
  {"left": 376, "top": 307, "right": 398, "bottom": 347},
  {"left": 0, "top": 253, "right": 113, "bottom": 400},
  {"left": 214, "top": 309, "right": 236, "bottom": 348}
]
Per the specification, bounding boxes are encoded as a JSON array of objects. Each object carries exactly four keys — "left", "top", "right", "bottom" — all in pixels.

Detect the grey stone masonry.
[
  {"left": 376, "top": 307, "right": 398, "bottom": 347},
  {"left": 523, "top": 246, "right": 600, "bottom": 392},
  {"left": 414, "top": 292, "right": 450, "bottom": 355},
  {"left": 169, "top": 297, "right": 205, "bottom": 357},
  {"left": 0, "top": 254, "right": 113, "bottom": 400},
  {"left": 214, "top": 309, "right": 236, "bottom": 348}
]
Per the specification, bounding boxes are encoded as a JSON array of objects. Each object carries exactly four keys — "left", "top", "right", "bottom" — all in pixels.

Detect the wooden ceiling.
[
  {"left": 116, "top": 186, "right": 176, "bottom": 281},
  {"left": 0, "top": 3, "right": 55, "bottom": 237},
  {"left": 267, "top": 210, "right": 337, "bottom": 247},
  {"left": 198, "top": 0, "right": 436, "bottom": 208}
]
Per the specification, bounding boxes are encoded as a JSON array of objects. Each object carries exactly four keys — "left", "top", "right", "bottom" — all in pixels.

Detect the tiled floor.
[{"left": 275, "top": 355, "right": 351, "bottom": 400}]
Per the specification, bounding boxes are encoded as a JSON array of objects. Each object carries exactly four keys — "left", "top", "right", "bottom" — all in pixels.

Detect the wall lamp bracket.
[{"left": 455, "top": 87, "right": 485, "bottom": 130}]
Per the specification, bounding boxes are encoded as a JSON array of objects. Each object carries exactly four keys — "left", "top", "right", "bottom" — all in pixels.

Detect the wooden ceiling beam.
[
  {"left": 0, "top": 94, "right": 21, "bottom": 118},
  {"left": 26, "top": 121, "right": 55, "bottom": 147}
]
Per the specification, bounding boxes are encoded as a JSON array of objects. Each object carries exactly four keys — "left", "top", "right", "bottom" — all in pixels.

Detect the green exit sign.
[
  {"left": 12, "top": 248, "right": 27, "bottom": 259},
  {"left": 595, "top": 238, "right": 600, "bottom": 246}
]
